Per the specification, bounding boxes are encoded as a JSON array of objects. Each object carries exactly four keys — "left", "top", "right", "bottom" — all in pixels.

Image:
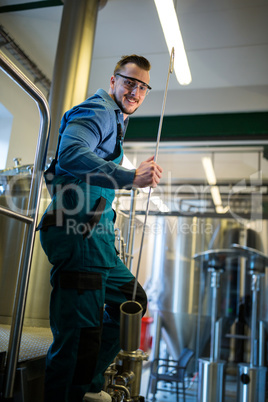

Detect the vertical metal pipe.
[
  {"left": 151, "top": 311, "right": 162, "bottom": 362},
  {"left": 125, "top": 189, "right": 137, "bottom": 272},
  {"left": 149, "top": 311, "right": 162, "bottom": 395},
  {"left": 239, "top": 228, "right": 248, "bottom": 299},
  {"left": 120, "top": 301, "right": 143, "bottom": 352},
  {"left": 214, "top": 318, "right": 222, "bottom": 361},
  {"left": 259, "top": 320, "right": 265, "bottom": 367},
  {"left": 195, "top": 254, "right": 204, "bottom": 373},
  {"left": 250, "top": 274, "right": 259, "bottom": 367},
  {"left": 48, "top": 0, "right": 105, "bottom": 157},
  {"left": 209, "top": 269, "right": 222, "bottom": 362},
  {"left": 210, "top": 271, "right": 217, "bottom": 362}
]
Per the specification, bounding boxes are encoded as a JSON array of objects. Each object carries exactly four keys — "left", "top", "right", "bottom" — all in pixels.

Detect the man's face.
[{"left": 109, "top": 63, "right": 150, "bottom": 119}]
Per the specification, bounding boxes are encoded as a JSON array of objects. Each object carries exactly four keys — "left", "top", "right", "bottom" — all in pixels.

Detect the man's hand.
[{"left": 133, "top": 156, "right": 163, "bottom": 188}]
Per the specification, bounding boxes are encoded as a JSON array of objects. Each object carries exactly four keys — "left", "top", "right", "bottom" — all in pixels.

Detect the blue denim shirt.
[{"left": 55, "top": 89, "right": 135, "bottom": 189}]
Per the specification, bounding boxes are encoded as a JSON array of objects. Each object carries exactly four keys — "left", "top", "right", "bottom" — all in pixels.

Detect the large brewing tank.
[
  {"left": 0, "top": 164, "right": 52, "bottom": 327},
  {"left": 209, "top": 225, "right": 266, "bottom": 364},
  {"left": 145, "top": 215, "right": 218, "bottom": 360},
  {"left": 141, "top": 215, "right": 267, "bottom": 364}
]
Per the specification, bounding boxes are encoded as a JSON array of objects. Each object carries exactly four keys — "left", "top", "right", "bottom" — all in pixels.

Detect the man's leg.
[
  {"left": 44, "top": 267, "right": 107, "bottom": 402},
  {"left": 41, "top": 226, "right": 110, "bottom": 401},
  {"left": 88, "top": 257, "right": 147, "bottom": 393}
]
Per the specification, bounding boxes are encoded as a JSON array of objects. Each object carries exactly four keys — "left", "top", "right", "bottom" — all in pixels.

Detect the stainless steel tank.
[
  {"left": 145, "top": 215, "right": 219, "bottom": 360},
  {"left": 0, "top": 165, "right": 52, "bottom": 327},
  {"left": 140, "top": 214, "right": 268, "bottom": 364}
]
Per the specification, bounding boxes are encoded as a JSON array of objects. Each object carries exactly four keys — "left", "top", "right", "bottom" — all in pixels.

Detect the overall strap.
[
  {"left": 115, "top": 110, "right": 124, "bottom": 143},
  {"left": 53, "top": 133, "right": 62, "bottom": 163},
  {"left": 43, "top": 134, "right": 62, "bottom": 197}
]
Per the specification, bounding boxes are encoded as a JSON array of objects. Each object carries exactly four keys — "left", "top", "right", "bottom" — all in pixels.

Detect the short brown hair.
[{"left": 114, "top": 55, "right": 151, "bottom": 75}]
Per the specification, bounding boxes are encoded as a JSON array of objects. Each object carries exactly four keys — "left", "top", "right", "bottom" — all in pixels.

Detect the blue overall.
[{"left": 39, "top": 111, "right": 147, "bottom": 401}]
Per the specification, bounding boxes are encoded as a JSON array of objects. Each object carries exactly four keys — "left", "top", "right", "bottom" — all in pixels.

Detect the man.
[{"left": 38, "top": 54, "right": 162, "bottom": 402}]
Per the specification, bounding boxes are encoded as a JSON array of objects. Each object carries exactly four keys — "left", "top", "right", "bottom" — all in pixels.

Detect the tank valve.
[{"left": 13, "top": 157, "right": 22, "bottom": 173}]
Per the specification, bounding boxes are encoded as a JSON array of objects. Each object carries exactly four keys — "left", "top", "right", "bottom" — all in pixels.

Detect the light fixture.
[
  {"left": 210, "top": 186, "right": 222, "bottom": 207},
  {"left": 202, "top": 156, "right": 227, "bottom": 214},
  {"left": 154, "top": 0, "right": 192, "bottom": 85},
  {"left": 202, "top": 157, "right": 216, "bottom": 185},
  {"left": 151, "top": 196, "right": 170, "bottom": 212}
]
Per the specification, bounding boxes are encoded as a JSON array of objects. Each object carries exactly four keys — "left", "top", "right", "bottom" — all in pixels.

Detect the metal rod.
[
  {"left": 210, "top": 271, "right": 217, "bottom": 361},
  {"left": 125, "top": 189, "right": 137, "bottom": 272},
  {"left": 209, "top": 269, "right": 222, "bottom": 362},
  {"left": 0, "top": 49, "right": 50, "bottom": 398},
  {"left": 259, "top": 320, "right": 265, "bottom": 367},
  {"left": 250, "top": 274, "right": 259, "bottom": 367},
  {"left": 214, "top": 318, "right": 222, "bottom": 361},
  {"left": 132, "top": 48, "right": 174, "bottom": 301},
  {"left": 0, "top": 205, "right": 34, "bottom": 224},
  {"left": 154, "top": 48, "right": 175, "bottom": 163}
]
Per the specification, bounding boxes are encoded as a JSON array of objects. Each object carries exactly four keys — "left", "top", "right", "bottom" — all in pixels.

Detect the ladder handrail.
[
  {"left": 0, "top": 50, "right": 51, "bottom": 398},
  {"left": 0, "top": 205, "right": 34, "bottom": 223}
]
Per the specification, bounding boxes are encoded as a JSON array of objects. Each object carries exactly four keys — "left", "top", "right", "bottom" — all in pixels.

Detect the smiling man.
[
  {"left": 109, "top": 56, "right": 152, "bottom": 117},
  {"left": 38, "top": 55, "right": 162, "bottom": 402}
]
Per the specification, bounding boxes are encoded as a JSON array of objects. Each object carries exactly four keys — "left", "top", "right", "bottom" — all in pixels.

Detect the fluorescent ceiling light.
[
  {"left": 216, "top": 205, "right": 229, "bottom": 214},
  {"left": 202, "top": 157, "right": 217, "bottom": 185},
  {"left": 202, "top": 156, "right": 228, "bottom": 214},
  {"left": 154, "top": 0, "right": 192, "bottom": 85},
  {"left": 210, "top": 185, "right": 222, "bottom": 206},
  {"left": 151, "top": 196, "right": 170, "bottom": 212}
]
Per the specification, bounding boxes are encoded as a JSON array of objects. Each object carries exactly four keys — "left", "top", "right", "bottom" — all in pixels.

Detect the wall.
[{"left": 0, "top": 69, "right": 40, "bottom": 169}]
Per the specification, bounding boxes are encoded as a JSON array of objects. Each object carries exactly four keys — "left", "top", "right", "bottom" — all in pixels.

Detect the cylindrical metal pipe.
[
  {"left": 209, "top": 269, "right": 222, "bottom": 362},
  {"left": 239, "top": 227, "right": 248, "bottom": 298},
  {"left": 198, "top": 358, "right": 226, "bottom": 402},
  {"left": 120, "top": 301, "right": 143, "bottom": 352},
  {"left": 151, "top": 311, "right": 162, "bottom": 362},
  {"left": 116, "top": 349, "right": 148, "bottom": 399},
  {"left": 47, "top": 0, "right": 105, "bottom": 158},
  {"left": 259, "top": 320, "right": 265, "bottom": 367},
  {"left": 237, "top": 364, "right": 267, "bottom": 402},
  {"left": 214, "top": 318, "right": 222, "bottom": 361},
  {"left": 250, "top": 274, "right": 260, "bottom": 367},
  {"left": 210, "top": 271, "right": 217, "bottom": 361}
]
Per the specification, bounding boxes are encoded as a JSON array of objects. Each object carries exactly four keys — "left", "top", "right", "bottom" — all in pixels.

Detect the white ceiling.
[{"left": 0, "top": 0, "right": 268, "bottom": 117}]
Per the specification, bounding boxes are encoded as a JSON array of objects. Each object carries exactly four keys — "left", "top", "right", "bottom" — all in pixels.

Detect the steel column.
[{"left": 48, "top": 0, "right": 106, "bottom": 157}]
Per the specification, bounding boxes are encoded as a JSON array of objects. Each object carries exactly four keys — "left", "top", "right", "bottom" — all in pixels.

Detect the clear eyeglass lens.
[{"left": 123, "top": 78, "right": 147, "bottom": 94}]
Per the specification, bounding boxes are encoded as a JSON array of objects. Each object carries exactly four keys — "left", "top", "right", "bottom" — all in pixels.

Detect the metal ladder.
[{"left": 0, "top": 50, "right": 50, "bottom": 399}]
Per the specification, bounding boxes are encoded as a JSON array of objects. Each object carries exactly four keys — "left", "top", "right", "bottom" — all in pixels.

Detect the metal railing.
[{"left": 0, "top": 50, "right": 50, "bottom": 398}]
